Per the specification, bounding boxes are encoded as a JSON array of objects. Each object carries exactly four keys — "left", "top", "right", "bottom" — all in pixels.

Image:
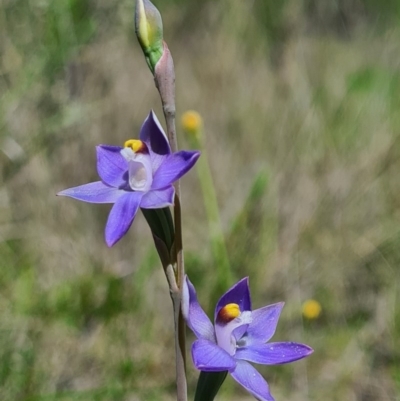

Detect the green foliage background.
[{"left": 1, "top": 0, "right": 400, "bottom": 400}]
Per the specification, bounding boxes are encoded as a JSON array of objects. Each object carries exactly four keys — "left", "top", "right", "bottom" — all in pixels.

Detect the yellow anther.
[
  {"left": 217, "top": 303, "right": 241, "bottom": 324},
  {"left": 124, "top": 139, "right": 146, "bottom": 153},
  {"left": 302, "top": 299, "right": 322, "bottom": 320},
  {"left": 181, "top": 110, "right": 203, "bottom": 138}
]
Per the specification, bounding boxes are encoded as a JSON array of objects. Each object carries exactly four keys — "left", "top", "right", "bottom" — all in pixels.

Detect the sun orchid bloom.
[
  {"left": 58, "top": 111, "right": 200, "bottom": 247},
  {"left": 182, "top": 276, "right": 313, "bottom": 401}
]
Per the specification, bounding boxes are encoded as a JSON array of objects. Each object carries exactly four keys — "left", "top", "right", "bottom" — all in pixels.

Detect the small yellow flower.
[
  {"left": 181, "top": 110, "right": 203, "bottom": 138},
  {"left": 302, "top": 299, "right": 322, "bottom": 320}
]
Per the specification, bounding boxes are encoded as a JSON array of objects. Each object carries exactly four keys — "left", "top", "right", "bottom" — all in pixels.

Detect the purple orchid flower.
[
  {"left": 182, "top": 276, "right": 313, "bottom": 401},
  {"left": 58, "top": 111, "right": 200, "bottom": 247}
]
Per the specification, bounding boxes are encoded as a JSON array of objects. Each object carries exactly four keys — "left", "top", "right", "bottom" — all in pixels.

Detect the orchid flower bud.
[{"left": 135, "top": 0, "right": 164, "bottom": 73}]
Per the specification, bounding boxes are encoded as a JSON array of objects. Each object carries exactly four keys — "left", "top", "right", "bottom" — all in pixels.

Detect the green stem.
[
  {"left": 194, "top": 371, "right": 228, "bottom": 401},
  {"left": 191, "top": 133, "right": 233, "bottom": 291}
]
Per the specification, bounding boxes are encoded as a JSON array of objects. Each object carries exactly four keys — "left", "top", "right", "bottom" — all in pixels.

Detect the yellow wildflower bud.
[
  {"left": 181, "top": 110, "right": 203, "bottom": 139},
  {"left": 302, "top": 299, "right": 322, "bottom": 320}
]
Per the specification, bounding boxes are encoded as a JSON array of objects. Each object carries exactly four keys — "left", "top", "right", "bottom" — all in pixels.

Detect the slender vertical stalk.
[
  {"left": 165, "top": 262, "right": 186, "bottom": 401},
  {"left": 183, "top": 114, "right": 233, "bottom": 292},
  {"left": 194, "top": 133, "right": 233, "bottom": 290},
  {"left": 154, "top": 41, "right": 187, "bottom": 401},
  {"left": 135, "top": 2, "right": 187, "bottom": 398}
]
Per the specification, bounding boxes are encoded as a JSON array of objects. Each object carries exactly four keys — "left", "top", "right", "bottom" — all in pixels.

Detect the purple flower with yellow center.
[
  {"left": 58, "top": 111, "right": 200, "bottom": 247},
  {"left": 182, "top": 276, "right": 313, "bottom": 401}
]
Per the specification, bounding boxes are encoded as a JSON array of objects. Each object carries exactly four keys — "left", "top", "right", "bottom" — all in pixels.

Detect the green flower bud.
[{"left": 135, "top": 0, "right": 164, "bottom": 73}]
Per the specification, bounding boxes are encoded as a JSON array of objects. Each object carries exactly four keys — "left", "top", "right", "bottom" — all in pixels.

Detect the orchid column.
[{"left": 135, "top": 1, "right": 188, "bottom": 401}]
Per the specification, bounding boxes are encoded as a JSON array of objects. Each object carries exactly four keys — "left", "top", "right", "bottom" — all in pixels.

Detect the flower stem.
[
  {"left": 166, "top": 263, "right": 187, "bottom": 401},
  {"left": 154, "top": 41, "right": 187, "bottom": 401},
  {"left": 186, "top": 126, "right": 233, "bottom": 295},
  {"left": 171, "top": 196, "right": 187, "bottom": 401},
  {"left": 194, "top": 371, "right": 228, "bottom": 401}
]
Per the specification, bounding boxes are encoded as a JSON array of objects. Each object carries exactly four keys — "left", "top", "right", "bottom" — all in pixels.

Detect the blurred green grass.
[{"left": 1, "top": 0, "right": 400, "bottom": 400}]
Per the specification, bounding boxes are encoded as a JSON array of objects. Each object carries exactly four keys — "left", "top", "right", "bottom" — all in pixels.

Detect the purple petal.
[
  {"left": 151, "top": 151, "right": 200, "bottom": 190},
  {"left": 105, "top": 192, "right": 143, "bottom": 247},
  {"left": 140, "top": 111, "right": 170, "bottom": 160},
  {"left": 231, "top": 360, "right": 275, "bottom": 401},
  {"left": 149, "top": 152, "right": 168, "bottom": 174},
  {"left": 235, "top": 342, "right": 314, "bottom": 365},
  {"left": 214, "top": 278, "right": 251, "bottom": 323},
  {"left": 245, "top": 303, "right": 284, "bottom": 344},
  {"left": 192, "top": 339, "right": 236, "bottom": 372},
  {"left": 232, "top": 324, "right": 250, "bottom": 342},
  {"left": 57, "top": 181, "right": 124, "bottom": 203},
  {"left": 182, "top": 276, "right": 215, "bottom": 342},
  {"left": 96, "top": 145, "right": 127, "bottom": 188},
  {"left": 140, "top": 186, "right": 175, "bottom": 209}
]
